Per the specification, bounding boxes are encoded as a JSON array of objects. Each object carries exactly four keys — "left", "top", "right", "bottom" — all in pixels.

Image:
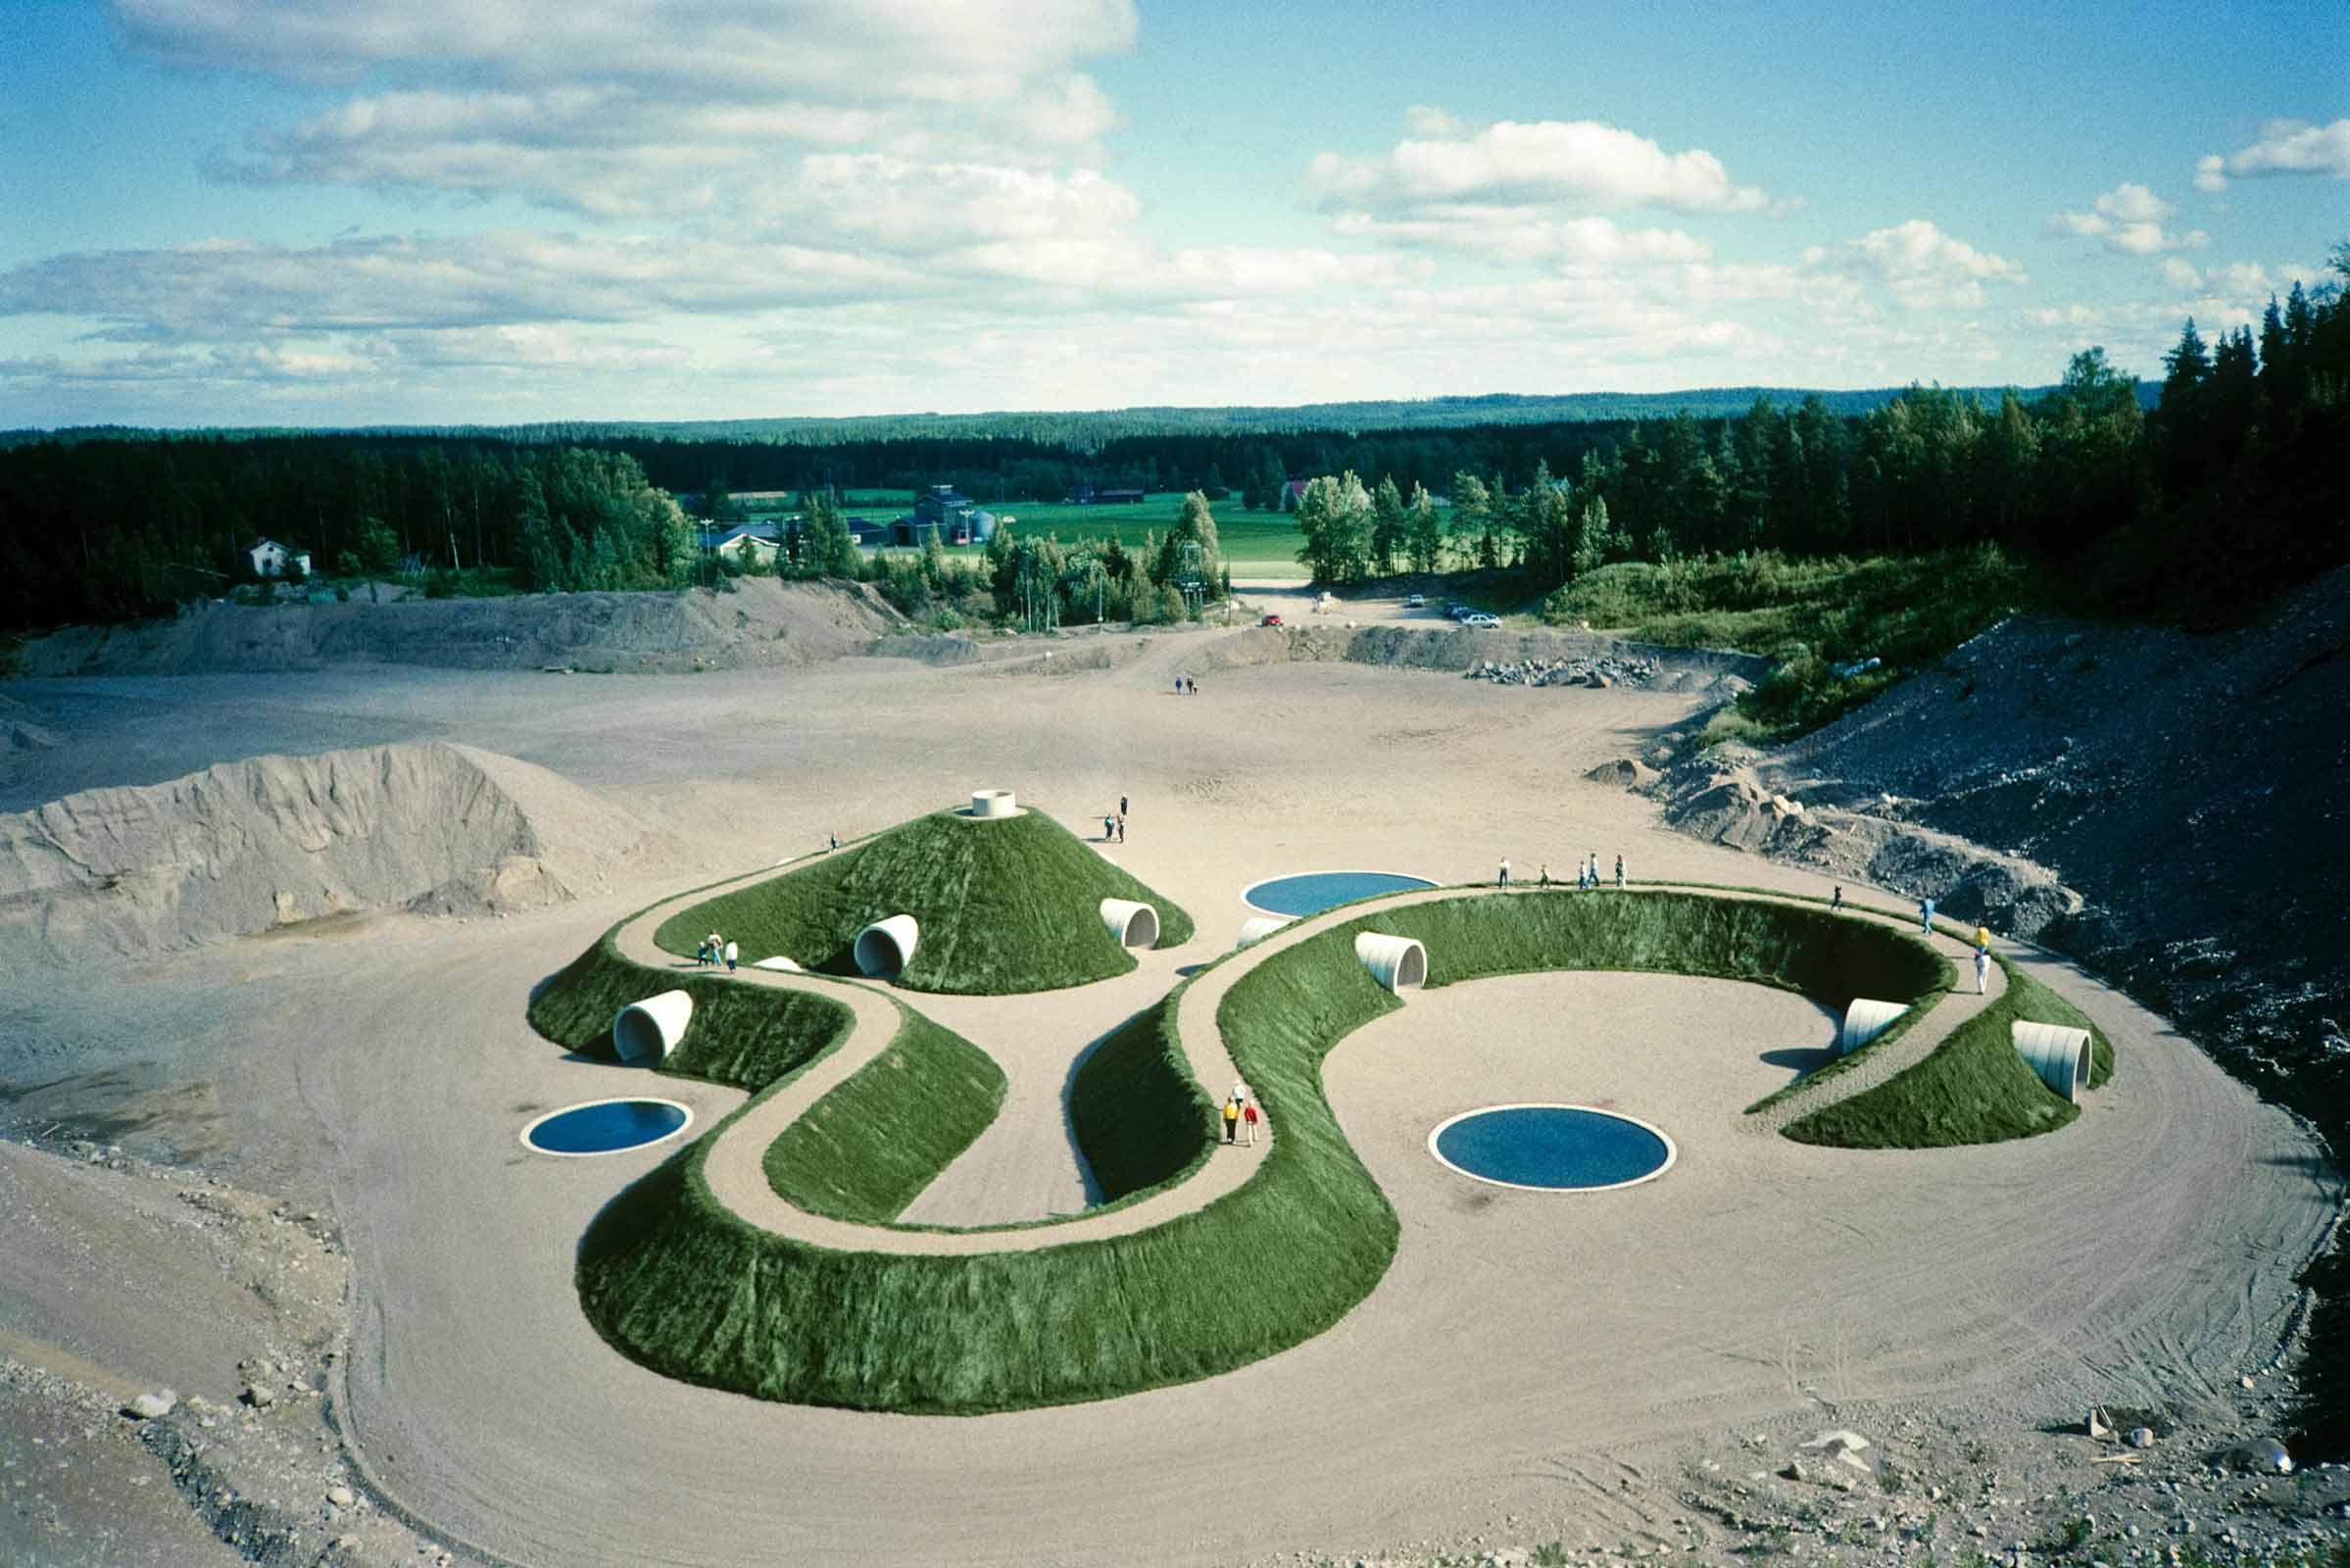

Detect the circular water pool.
[
  {"left": 1243, "top": 869, "right": 1437, "bottom": 916},
  {"left": 1428, "top": 1103, "right": 1675, "bottom": 1192},
  {"left": 521, "top": 1098, "right": 693, "bottom": 1157}
]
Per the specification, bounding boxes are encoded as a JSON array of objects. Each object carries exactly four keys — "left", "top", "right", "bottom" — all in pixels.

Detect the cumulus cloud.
[
  {"left": 1331, "top": 211, "right": 1711, "bottom": 267},
  {"left": 1307, "top": 119, "right": 1769, "bottom": 216},
  {"left": 1839, "top": 220, "right": 2027, "bottom": 310},
  {"left": 2044, "top": 183, "right": 2208, "bottom": 255},
  {"left": 1403, "top": 105, "right": 1463, "bottom": 136},
  {"left": 2193, "top": 118, "right": 2350, "bottom": 191}
]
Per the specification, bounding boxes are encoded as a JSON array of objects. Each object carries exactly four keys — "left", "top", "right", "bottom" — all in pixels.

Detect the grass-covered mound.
[
  {"left": 1783, "top": 959, "right": 2114, "bottom": 1149},
  {"left": 652, "top": 807, "right": 1195, "bottom": 995},
  {"left": 528, "top": 931, "right": 855, "bottom": 1086},
  {"left": 1067, "top": 997, "right": 1216, "bottom": 1203},
  {"left": 762, "top": 1007, "right": 1006, "bottom": 1223},
  {"left": 576, "top": 887, "right": 1951, "bottom": 1414}
]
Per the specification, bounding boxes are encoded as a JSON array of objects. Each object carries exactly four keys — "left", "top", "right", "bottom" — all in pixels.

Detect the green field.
[{"left": 861, "top": 496, "right": 1314, "bottom": 579}]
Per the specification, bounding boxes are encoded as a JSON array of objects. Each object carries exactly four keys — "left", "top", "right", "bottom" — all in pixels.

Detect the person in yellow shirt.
[{"left": 1222, "top": 1097, "right": 1241, "bottom": 1146}]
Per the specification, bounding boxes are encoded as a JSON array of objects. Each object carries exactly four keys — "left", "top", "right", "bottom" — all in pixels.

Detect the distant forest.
[{"left": 0, "top": 258, "right": 2341, "bottom": 636}]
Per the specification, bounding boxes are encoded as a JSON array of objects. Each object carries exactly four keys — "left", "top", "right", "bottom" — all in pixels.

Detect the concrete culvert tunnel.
[
  {"left": 1235, "top": 915, "right": 1290, "bottom": 949},
  {"left": 854, "top": 914, "right": 919, "bottom": 977},
  {"left": 1099, "top": 898, "right": 1158, "bottom": 949},
  {"left": 612, "top": 990, "right": 693, "bottom": 1066},
  {"left": 1838, "top": 999, "right": 1908, "bottom": 1056},
  {"left": 2013, "top": 1021, "right": 2092, "bottom": 1102},
  {"left": 1355, "top": 932, "right": 1427, "bottom": 995}
]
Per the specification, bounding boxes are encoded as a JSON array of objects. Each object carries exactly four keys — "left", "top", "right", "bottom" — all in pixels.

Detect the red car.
[{"left": 1258, "top": 613, "right": 1283, "bottom": 627}]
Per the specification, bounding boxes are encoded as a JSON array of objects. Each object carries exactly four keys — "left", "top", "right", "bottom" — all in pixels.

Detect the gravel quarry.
[{"left": 0, "top": 581, "right": 2343, "bottom": 1568}]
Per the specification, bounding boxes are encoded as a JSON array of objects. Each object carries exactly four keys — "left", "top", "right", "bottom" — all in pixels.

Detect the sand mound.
[
  {"left": 1585, "top": 757, "right": 1661, "bottom": 789},
  {"left": 0, "top": 743, "right": 674, "bottom": 966},
  {"left": 14, "top": 579, "right": 906, "bottom": 677}
]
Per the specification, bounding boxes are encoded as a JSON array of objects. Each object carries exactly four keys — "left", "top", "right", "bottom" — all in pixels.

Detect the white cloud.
[
  {"left": 1842, "top": 220, "right": 2027, "bottom": 310},
  {"left": 2194, "top": 118, "right": 2350, "bottom": 191},
  {"left": 1308, "top": 119, "right": 1769, "bottom": 216},
  {"left": 2161, "top": 259, "right": 2204, "bottom": 290},
  {"left": 1403, "top": 105, "right": 1463, "bottom": 137},
  {"left": 2044, "top": 183, "right": 2207, "bottom": 254},
  {"left": 1331, "top": 211, "right": 1711, "bottom": 267}
]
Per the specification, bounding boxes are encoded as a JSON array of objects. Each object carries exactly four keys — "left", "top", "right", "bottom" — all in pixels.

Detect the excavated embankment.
[
  {"left": 0, "top": 742, "right": 675, "bottom": 967},
  {"left": 12, "top": 578, "right": 906, "bottom": 677}
]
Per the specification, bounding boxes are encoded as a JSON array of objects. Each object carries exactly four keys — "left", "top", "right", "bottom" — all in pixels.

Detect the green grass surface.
[
  {"left": 1067, "top": 997, "right": 1216, "bottom": 1203},
  {"left": 527, "top": 933, "right": 855, "bottom": 1083},
  {"left": 1781, "top": 956, "right": 2111, "bottom": 1149},
  {"left": 654, "top": 807, "right": 1195, "bottom": 995},
  {"left": 761, "top": 1005, "right": 1006, "bottom": 1223},
  {"left": 575, "top": 887, "right": 1971, "bottom": 1413}
]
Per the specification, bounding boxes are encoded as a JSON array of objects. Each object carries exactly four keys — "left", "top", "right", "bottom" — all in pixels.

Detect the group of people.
[
  {"left": 1173, "top": 675, "right": 1201, "bottom": 696},
  {"left": 1220, "top": 1081, "right": 1261, "bottom": 1147},
  {"left": 1103, "top": 793, "right": 1129, "bottom": 844},
  {"left": 1916, "top": 895, "right": 1995, "bottom": 994},
  {"left": 695, "top": 930, "right": 739, "bottom": 971},
  {"left": 1498, "top": 853, "right": 1623, "bottom": 889}
]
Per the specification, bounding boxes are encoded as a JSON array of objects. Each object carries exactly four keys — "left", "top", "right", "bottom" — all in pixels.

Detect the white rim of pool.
[
  {"left": 1239, "top": 868, "right": 1438, "bottom": 915},
  {"left": 518, "top": 1097, "right": 697, "bottom": 1159},
  {"left": 1425, "top": 1102, "right": 1680, "bottom": 1193}
]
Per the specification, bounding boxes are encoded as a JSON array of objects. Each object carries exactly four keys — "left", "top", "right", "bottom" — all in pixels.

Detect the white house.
[
  {"left": 713, "top": 528, "right": 781, "bottom": 566},
  {"left": 248, "top": 538, "right": 313, "bottom": 578}
]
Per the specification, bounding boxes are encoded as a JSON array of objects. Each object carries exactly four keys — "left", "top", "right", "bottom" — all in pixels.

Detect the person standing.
[
  {"left": 1538, "top": 862, "right": 1551, "bottom": 888},
  {"left": 1831, "top": 885, "right": 1844, "bottom": 911},
  {"left": 1974, "top": 947, "right": 1989, "bottom": 995},
  {"left": 1116, "top": 813, "right": 1126, "bottom": 843},
  {"left": 1614, "top": 854, "right": 1625, "bottom": 888},
  {"left": 1243, "top": 1100, "right": 1260, "bottom": 1147},
  {"left": 1104, "top": 813, "right": 1116, "bottom": 841},
  {"left": 1119, "top": 795, "right": 1129, "bottom": 818},
  {"left": 723, "top": 938, "right": 739, "bottom": 973},
  {"left": 1588, "top": 852, "right": 1600, "bottom": 887},
  {"left": 828, "top": 830, "right": 838, "bottom": 852},
  {"left": 1919, "top": 896, "right": 1935, "bottom": 934},
  {"left": 1497, "top": 857, "right": 1511, "bottom": 888},
  {"left": 1974, "top": 923, "right": 1992, "bottom": 954},
  {"left": 1222, "top": 1096, "right": 1241, "bottom": 1145}
]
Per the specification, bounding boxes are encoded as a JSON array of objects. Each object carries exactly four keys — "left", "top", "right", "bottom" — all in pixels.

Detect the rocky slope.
[{"left": 0, "top": 742, "right": 674, "bottom": 966}]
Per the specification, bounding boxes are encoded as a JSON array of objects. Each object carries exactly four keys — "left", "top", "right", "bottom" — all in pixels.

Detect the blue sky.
[{"left": 2, "top": 0, "right": 2342, "bottom": 427}]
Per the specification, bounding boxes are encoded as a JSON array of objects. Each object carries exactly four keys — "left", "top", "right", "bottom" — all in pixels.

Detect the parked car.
[
  {"left": 1258, "top": 613, "right": 1283, "bottom": 627},
  {"left": 1403, "top": 593, "right": 1426, "bottom": 609},
  {"left": 1463, "top": 612, "right": 1501, "bottom": 628},
  {"left": 1448, "top": 604, "right": 1473, "bottom": 621}
]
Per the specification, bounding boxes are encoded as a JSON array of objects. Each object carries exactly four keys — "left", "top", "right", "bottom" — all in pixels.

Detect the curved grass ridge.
[
  {"left": 1067, "top": 996, "right": 1217, "bottom": 1202},
  {"left": 569, "top": 888, "right": 1967, "bottom": 1414},
  {"left": 1783, "top": 956, "right": 2116, "bottom": 1149},
  {"left": 651, "top": 807, "right": 1195, "bottom": 995},
  {"left": 762, "top": 1006, "right": 1007, "bottom": 1223}
]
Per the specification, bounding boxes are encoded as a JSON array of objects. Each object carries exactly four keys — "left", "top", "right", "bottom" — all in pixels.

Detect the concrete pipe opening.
[
  {"left": 854, "top": 915, "right": 919, "bottom": 978},
  {"left": 1099, "top": 898, "right": 1158, "bottom": 949},
  {"left": 970, "top": 789, "right": 1017, "bottom": 818},
  {"left": 612, "top": 990, "right": 693, "bottom": 1066},
  {"left": 1838, "top": 998, "right": 1908, "bottom": 1056},
  {"left": 1235, "top": 915, "right": 1290, "bottom": 949},
  {"left": 2013, "top": 1021, "right": 2091, "bottom": 1102},
  {"left": 1355, "top": 932, "right": 1428, "bottom": 995}
]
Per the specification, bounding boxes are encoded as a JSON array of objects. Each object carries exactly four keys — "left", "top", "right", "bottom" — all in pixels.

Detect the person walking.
[
  {"left": 1116, "top": 813, "right": 1126, "bottom": 844},
  {"left": 1119, "top": 795, "right": 1129, "bottom": 818},
  {"left": 1538, "top": 862, "right": 1551, "bottom": 888},
  {"left": 1974, "top": 947, "right": 1990, "bottom": 995},
  {"left": 1974, "top": 923, "right": 1992, "bottom": 954},
  {"left": 1588, "top": 852, "right": 1600, "bottom": 887},
  {"left": 1175, "top": 675, "right": 1184, "bottom": 696},
  {"left": 828, "top": 830, "right": 838, "bottom": 852},
  {"left": 1243, "top": 1100, "right": 1260, "bottom": 1147},
  {"left": 723, "top": 938, "right": 739, "bottom": 973},
  {"left": 1831, "top": 885, "right": 1843, "bottom": 911},
  {"left": 1222, "top": 1096, "right": 1241, "bottom": 1146},
  {"left": 1104, "top": 813, "right": 1116, "bottom": 841},
  {"left": 1497, "top": 857, "right": 1511, "bottom": 888},
  {"left": 706, "top": 930, "right": 722, "bottom": 967},
  {"left": 1614, "top": 854, "right": 1625, "bottom": 888},
  {"left": 1919, "top": 896, "right": 1935, "bottom": 934}
]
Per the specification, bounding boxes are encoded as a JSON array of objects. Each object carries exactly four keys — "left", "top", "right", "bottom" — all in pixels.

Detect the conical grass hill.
[{"left": 654, "top": 806, "right": 1195, "bottom": 995}]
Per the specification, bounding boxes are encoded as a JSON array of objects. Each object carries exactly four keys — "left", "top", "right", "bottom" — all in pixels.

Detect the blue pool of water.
[
  {"left": 1431, "top": 1105, "right": 1674, "bottom": 1191},
  {"left": 1244, "top": 870, "right": 1437, "bottom": 916},
  {"left": 524, "top": 1100, "right": 690, "bottom": 1155}
]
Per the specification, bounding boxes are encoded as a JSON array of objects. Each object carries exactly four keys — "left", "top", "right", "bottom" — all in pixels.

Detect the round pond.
[
  {"left": 1428, "top": 1103, "right": 1675, "bottom": 1192},
  {"left": 521, "top": 1098, "right": 693, "bottom": 1157},
  {"left": 1243, "top": 869, "right": 1438, "bottom": 917}
]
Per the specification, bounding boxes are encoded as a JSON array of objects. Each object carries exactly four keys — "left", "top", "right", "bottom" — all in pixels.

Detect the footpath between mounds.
[{"left": 599, "top": 865, "right": 2005, "bottom": 1257}]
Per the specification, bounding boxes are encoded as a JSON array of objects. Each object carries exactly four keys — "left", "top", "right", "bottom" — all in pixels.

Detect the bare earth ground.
[{"left": 1, "top": 627, "right": 2344, "bottom": 1566}]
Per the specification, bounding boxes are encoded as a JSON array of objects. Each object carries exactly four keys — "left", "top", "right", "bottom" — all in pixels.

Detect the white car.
[
  {"left": 1403, "top": 593, "right": 1426, "bottom": 609},
  {"left": 1462, "top": 612, "right": 1501, "bottom": 628}
]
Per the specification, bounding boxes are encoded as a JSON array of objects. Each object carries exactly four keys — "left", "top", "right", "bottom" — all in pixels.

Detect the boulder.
[{"left": 122, "top": 1391, "right": 176, "bottom": 1420}]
